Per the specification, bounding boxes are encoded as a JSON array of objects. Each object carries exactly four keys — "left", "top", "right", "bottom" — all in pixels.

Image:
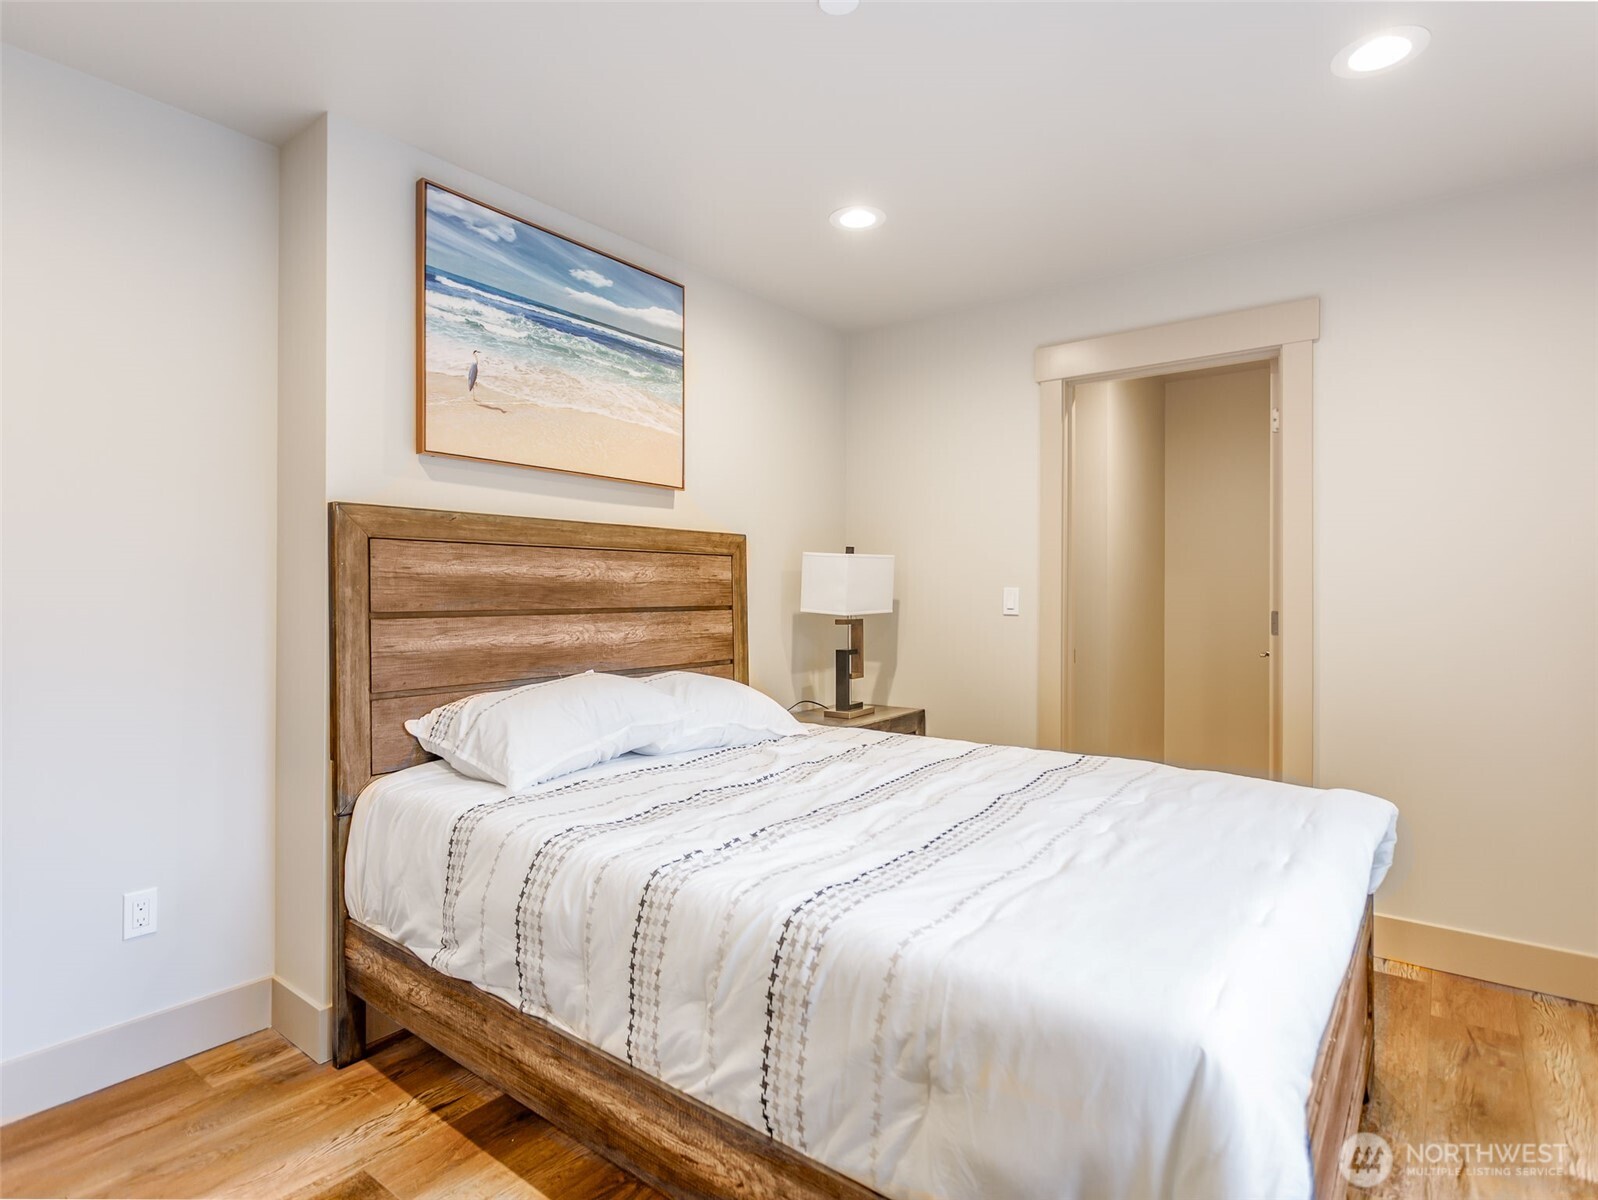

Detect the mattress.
[{"left": 346, "top": 727, "right": 1398, "bottom": 1200}]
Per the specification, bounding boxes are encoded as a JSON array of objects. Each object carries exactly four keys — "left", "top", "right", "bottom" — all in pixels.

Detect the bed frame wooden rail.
[{"left": 329, "top": 501, "right": 1371, "bottom": 1200}]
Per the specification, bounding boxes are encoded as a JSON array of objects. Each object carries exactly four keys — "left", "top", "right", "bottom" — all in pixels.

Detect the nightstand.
[{"left": 793, "top": 705, "right": 926, "bottom": 736}]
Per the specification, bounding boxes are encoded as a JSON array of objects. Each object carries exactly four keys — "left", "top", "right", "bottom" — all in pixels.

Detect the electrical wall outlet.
[{"left": 123, "top": 888, "right": 157, "bottom": 939}]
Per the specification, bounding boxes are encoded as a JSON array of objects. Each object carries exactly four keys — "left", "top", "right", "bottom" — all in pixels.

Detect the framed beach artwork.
[{"left": 416, "top": 180, "right": 685, "bottom": 488}]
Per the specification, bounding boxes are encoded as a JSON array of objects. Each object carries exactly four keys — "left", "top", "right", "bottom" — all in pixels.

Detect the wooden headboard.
[{"left": 330, "top": 503, "right": 748, "bottom": 816}]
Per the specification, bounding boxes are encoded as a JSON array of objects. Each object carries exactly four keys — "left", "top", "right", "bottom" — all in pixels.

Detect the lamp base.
[{"left": 821, "top": 704, "right": 876, "bottom": 721}]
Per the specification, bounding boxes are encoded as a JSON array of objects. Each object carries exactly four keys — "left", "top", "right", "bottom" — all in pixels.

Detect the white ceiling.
[{"left": 3, "top": 2, "right": 1594, "bottom": 330}]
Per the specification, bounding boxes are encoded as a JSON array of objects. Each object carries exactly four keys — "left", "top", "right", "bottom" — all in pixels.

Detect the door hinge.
[
  {"left": 1270, "top": 407, "right": 1281, "bottom": 433},
  {"left": 1271, "top": 610, "right": 1280, "bottom": 636}
]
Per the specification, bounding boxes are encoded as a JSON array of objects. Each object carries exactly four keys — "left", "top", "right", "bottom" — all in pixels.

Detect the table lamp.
[{"left": 800, "top": 547, "right": 895, "bottom": 718}]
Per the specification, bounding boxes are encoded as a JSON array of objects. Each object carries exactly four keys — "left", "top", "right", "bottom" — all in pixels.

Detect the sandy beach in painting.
[{"left": 425, "top": 371, "right": 681, "bottom": 486}]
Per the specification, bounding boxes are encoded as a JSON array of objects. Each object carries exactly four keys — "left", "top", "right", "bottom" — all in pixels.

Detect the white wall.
[
  {"left": 845, "top": 168, "right": 1598, "bottom": 962},
  {"left": 273, "top": 115, "right": 847, "bottom": 1037},
  {"left": 0, "top": 49, "right": 278, "bottom": 1110}
]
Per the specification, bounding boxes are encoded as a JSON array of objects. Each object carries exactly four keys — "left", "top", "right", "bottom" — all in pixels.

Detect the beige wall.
[
  {"left": 1067, "top": 383, "right": 1112, "bottom": 754},
  {"left": 844, "top": 167, "right": 1598, "bottom": 963},
  {"left": 1068, "top": 376, "right": 1165, "bottom": 761},
  {"left": 1163, "top": 366, "right": 1271, "bottom": 775},
  {"left": 274, "top": 115, "right": 847, "bottom": 1045}
]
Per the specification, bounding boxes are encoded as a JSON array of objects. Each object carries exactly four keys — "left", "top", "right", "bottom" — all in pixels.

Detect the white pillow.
[
  {"left": 634, "top": 671, "right": 804, "bottom": 755},
  {"left": 405, "top": 671, "right": 680, "bottom": 790}
]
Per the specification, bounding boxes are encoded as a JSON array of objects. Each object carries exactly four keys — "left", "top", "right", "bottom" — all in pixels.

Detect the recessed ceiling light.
[
  {"left": 819, "top": 0, "right": 858, "bottom": 14},
  {"left": 830, "top": 205, "right": 885, "bottom": 231},
  {"left": 1332, "top": 26, "right": 1430, "bottom": 78}
]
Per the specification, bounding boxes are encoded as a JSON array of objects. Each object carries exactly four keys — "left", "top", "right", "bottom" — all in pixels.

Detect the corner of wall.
[
  {"left": 270, "top": 976, "right": 331, "bottom": 1064},
  {"left": 275, "top": 114, "right": 334, "bottom": 1014}
]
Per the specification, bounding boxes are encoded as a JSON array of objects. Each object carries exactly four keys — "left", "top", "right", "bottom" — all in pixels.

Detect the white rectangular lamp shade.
[{"left": 800, "top": 552, "right": 895, "bottom": 617}]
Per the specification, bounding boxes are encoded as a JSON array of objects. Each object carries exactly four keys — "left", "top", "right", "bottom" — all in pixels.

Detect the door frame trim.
[{"left": 1036, "top": 298, "right": 1319, "bottom": 783}]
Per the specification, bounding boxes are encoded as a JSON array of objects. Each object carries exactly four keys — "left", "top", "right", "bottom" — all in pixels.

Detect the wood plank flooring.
[
  {"left": 0, "top": 1032, "right": 663, "bottom": 1200},
  {"left": 1353, "top": 960, "right": 1598, "bottom": 1199},
  {"left": 3, "top": 960, "right": 1594, "bottom": 1199}
]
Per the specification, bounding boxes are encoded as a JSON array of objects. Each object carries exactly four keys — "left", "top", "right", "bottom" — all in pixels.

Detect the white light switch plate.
[{"left": 1002, "top": 586, "right": 1021, "bottom": 616}]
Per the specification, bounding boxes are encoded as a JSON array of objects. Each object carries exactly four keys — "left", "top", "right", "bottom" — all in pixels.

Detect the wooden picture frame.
[{"left": 415, "top": 181, "right": 686, "bottom": 489}]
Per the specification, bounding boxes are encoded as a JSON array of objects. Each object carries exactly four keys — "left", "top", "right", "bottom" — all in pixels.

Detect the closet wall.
[{"left": 1068, "top": 365, "right": 1270, "bottom": 775}]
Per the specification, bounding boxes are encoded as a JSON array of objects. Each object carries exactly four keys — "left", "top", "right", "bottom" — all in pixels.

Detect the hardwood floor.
[
  {"left": 3, "top": 961, "right": 1594, "bottom": 1199},
  {"left": 1353, "top": 960, "right": 1598, "bottom": 1199},
  {"left": 0, "top": 1032, "right": 664, "bottom": 1200}
]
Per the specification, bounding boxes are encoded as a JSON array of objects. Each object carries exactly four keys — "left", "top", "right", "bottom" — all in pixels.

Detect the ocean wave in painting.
[{"left": 425, "top": 269, "right": 683, "bottom": 435}]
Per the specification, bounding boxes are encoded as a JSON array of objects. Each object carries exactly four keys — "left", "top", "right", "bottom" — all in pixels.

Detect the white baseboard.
[
  {"left": 269, "top": 978, "right": 400, "bottom": 1065},
  {"left": 0, "top": 977, "right": 271, "bottom": 1123},
  {"left": 1375, "top": 915, "right": 1598, "bottom": 1004},
  {"left": 271, "top": 976, "right": 331, "bottom": 1064}
]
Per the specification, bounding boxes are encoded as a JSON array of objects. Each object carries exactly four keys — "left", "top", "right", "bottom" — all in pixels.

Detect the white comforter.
[{"left": 346, "top": 728, "right": 1398, "bottom": 1200}]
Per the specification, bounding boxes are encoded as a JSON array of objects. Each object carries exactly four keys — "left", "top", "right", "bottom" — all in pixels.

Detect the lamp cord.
[{"left": 787, "top": 700, "right": 829, "bottom": 713}]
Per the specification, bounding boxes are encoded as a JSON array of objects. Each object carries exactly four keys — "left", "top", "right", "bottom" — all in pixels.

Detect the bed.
[{"left": 329, "top": 502, "right": 1396, "bottom": 1200}]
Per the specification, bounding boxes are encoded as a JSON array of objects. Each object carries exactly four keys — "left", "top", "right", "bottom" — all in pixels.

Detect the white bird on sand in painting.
[{"left": 465, "top": 350, "right": 505, "bottom": 412}]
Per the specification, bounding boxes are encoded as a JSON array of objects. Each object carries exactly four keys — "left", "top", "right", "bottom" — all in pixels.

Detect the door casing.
[{"left": 1036, "top": 298, "right": 1318, "bottom": 784}]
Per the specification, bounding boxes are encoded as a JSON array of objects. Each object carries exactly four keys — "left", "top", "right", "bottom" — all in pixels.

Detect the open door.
[{"left": 1267, "top": 358, "right": 1284, "bottom": 780}]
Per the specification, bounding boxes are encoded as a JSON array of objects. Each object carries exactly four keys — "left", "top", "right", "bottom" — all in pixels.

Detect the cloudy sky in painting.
[{"left": 424, "top": 186, "right": 683, "bottom": 349}]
